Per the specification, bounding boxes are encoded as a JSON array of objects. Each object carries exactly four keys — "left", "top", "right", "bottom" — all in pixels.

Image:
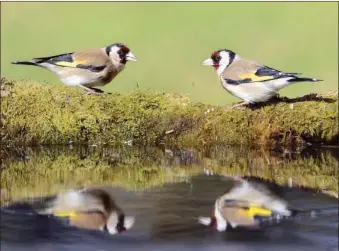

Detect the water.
[{"left": 1, "top": 146, "right": 338, "bottom": 251}]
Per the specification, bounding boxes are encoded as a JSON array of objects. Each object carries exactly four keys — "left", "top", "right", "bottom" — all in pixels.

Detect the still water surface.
[{"left": 1, "top": 146, "right": 338, "bottom": 251}]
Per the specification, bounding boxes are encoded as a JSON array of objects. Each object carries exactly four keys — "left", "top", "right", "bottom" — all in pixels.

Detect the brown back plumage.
[
  {"left": 72, "top": 48, "right": 111, "bottom": 67},
  {"left": 70, "top": 211, "right": 107, "bottom": 230},
  {"left": 222, "top": 58, "right": 262, "bottom": 80},
  {"left": 82, "top": 188, "right": 122, "bottom": 216},
  {"left": 221, "top": 207, "right": 257, "bottom": 227}
]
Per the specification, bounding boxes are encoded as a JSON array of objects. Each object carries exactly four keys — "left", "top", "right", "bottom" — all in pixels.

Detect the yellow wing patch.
[
  {"left": 53, "top": 211, "right": 78, "bottom": 218},
  {"left": 55, "top": 60, "right": 86, "bottom": 68},
  {"left": 239, "top": 72, "right": 274, "bottom": 82},
  {"left": 237, "top": 206, "right": 272, "bottom": 218}
]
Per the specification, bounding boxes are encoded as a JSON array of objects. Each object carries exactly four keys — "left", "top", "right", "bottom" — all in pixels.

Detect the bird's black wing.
[
  {"left": 225, "top": 65, "right": 300, "bottom": 85},
  {"left": 33, "top": 52, "right": 74, "bottom": 64},
  {"left": 33, "top": 53, "right": 106, "bottom": 72},
  {"left": 255, "top": 65, "right": 301, "bottom": 80}
]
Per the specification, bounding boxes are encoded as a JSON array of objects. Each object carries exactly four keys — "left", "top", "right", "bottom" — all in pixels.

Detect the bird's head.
[
  {"left": 198, "top": 215, "right": 218, "bottom": 229},
  {"left": 105, "top": 212, "right": 135, "bottom": 235},
  {"left": 202, "top": 49, "right": 237, "bottom": 75},
  {"left": 198, "top": 199, "right": 227, "bottom": 232},
  {"left": 105, "top": 43, "right": 137, "bottom": 66}
]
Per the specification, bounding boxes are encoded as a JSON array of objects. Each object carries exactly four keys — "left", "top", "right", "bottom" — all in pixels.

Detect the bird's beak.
[
  {"left": 124, "top": 216, "right": 135, "bottom": 230},
  {"left": 126, "top": 52, "right": 137, "bottom": 62},
  {"left": 198, "top": 216, "right": 212, "bottom": 226},
  {"left": 202, "top": 58, "right": 214, "bottom": 66}
]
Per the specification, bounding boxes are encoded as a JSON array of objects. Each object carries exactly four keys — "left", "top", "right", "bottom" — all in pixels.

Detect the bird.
[
  {"left": 198, "top": 176, "right": 304, "bottom": 231},
  {"left": 202, "top": 49, "right": 322, "bottom": 108},
  {"left": 38, "top": 188, "right": 135, "bottom": 234},
  {"left": 11, "top": 43, "right": 137, "bottom": 94}
]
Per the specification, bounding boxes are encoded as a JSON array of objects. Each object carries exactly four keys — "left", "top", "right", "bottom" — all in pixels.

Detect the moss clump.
[
  {"left": 1, "top": 146, "right": 337, "bottom": 205},
  {"left": 1, "top": 77, "right": 338, "bottom": 148}
]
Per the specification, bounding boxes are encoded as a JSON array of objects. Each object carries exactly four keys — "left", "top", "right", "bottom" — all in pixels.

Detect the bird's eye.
[{"left": 214, "top": 56, "right": 221, "bottom": 61}]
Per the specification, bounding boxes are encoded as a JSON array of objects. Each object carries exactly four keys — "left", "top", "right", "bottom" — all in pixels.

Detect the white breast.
[
  {"left": 220, "top": 78, "right": 292, "bottom": 104},
  {"left": 51, "top": 190, "right": 106, "bottom": 213},
  {"left": 61, "top": 75, "right": 91, "bottom": 86}
]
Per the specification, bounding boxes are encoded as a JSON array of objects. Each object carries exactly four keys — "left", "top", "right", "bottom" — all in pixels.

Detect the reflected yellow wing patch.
[
  {"left": 55, "top": 60, "right": 86, "bottom": 68},
  {"left": 237, "top": 206, "right": 272, "bottom": 218},
  {"left": 239, "top": 72, "right": 274, "bottom": 82},
  {"left": 53, "top": 211, "right": 78, "bottom": 218}
]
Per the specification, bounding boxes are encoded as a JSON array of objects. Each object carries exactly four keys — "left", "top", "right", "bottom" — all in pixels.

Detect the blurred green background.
[{"left": 1, "top": 2, "right": 338, "bottom": 105}]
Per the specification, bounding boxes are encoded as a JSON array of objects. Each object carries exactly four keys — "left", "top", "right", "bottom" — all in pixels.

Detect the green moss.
[
  {"left": 1, "top": 77, "right": 338, "bottom": 148},
  {"left": 1, "top": 146, "right": 337, "bottom": 205}
]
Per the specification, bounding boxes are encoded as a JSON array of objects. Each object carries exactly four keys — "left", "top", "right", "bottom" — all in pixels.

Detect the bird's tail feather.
[
  {"left": 290, "top": 206, "right": 338, "bottom": 217},
  {"left": 11, "top": 60, "right": 38, "bottom": 66},
  {"left": 288, "top": 77, "right": 322, "bottom": 83}
]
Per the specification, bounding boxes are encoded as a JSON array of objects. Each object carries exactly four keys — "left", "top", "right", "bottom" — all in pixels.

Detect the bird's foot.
[
  {"left": 84, "top": 91, "right": 104, "bottom": 96},
  {"left": 81, "top": 86, "right": 105, "bottom": 96},
  {"left": 224, "top": 105, "right": 232, "bottom": 110},
  {"left": 226, "top": 102, "right": 248, "bottom": 110}
]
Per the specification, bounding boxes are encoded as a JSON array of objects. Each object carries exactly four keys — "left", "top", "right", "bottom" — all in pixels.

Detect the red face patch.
[
  {"left": 209, "top": 208, "right": 218, "bottom": 230},
  {"left": 210, "top": 51, "right": 221, "bottom": 70},
  {"left": 210, "top": 216, "right": 217, "bottom": 230},
  {"left": 117, "top": 45, "right": 131, "bottom": 63},
  {"left": 120, "top": 46, "right": 130, "bottom": 54}
]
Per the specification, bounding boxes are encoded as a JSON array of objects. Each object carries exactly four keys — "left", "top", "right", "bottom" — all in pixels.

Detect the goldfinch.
[
  {"left": 198, "top": 177, "right": 295, "bottom": 231},
  {"left": 202, "top": 49, "right": 322, "bottom": 108},
  {"left": 38, "top": 188, "right": 135, "bottom": 234},
  {"left": 12, "top": 43, "right": 137, "bottom": 94}
]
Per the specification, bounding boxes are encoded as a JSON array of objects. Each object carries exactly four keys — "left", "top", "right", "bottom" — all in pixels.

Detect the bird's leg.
[
  {"left": 85, "top": 90, "right": 102, "bottom": 96},
  {"left": 78, "top": 85, "right": 104, "bottom": 96},
  {"left": 85, "top": 91, "right": 104, "bottom": 96},
  {"left": 77, "top": 85, "right": 96, "bottom": 94},
  {"left": 230, "top": 101, "right": 249, "bottom": 110},
  {"left": 89, "top": 87, "right": 105, "bottom": 94}
]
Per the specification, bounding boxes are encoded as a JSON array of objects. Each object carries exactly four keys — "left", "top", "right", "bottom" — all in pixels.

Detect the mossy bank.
[{"left": 1, "top": 77, "right": 338, "bottom": 148}]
